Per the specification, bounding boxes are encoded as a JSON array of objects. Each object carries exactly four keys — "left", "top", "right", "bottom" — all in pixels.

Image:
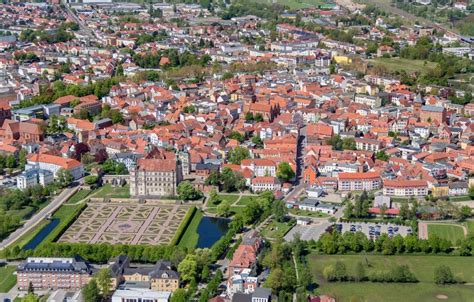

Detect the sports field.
[{"left": 309, "top": 254, "right": 474, "bottom": 302}]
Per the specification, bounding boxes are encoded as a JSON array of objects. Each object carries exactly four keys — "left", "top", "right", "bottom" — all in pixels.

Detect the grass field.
[
  {"left": 254, "top": 0, "right": 326, "bottom": 9},
  {"left": 178, "top": 209, "right": 203, "bottom": 249},
  {"left": 218, "top": 194, "right": 239, "bottom": 204},
  {"left": 94, "top": 184, "right": 130, "bottom": 199},
  {"left": 309, "top": 254, "right": 474, "bottom": 302},
  {"left": 0, "top": 266, "right": 16, "bottom": 293},
  {"left": 463, "top": 220, "right": 474, "bottom": 236},
  {"left": 369, "top": 57, "right": 438, "bottom": 75},
  {"left": 261, "top": 219, "right": 295, "bottom": 239},
  {"left": 427, "top": 224, "right": 465, "bottom": 244},
  {"left": 236, "top": 196, "right": 256, "bottom": 206},
  {"left": 65, "top": 189, "right": 93, "bottom": 204}
]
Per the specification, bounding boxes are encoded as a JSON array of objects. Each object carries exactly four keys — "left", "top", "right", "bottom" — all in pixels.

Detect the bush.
[
  {"left": 434, "top": 265, "right": 459, "bottom": 284},
  {"left": 169, "top": 206, "right": 197, "bottom": 246}
]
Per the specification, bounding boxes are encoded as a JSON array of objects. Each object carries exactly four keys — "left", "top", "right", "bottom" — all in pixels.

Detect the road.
[
  {"left": 62, "top": 4, "right": 96, "bottom": 39},
  {"left": 284, "top": 125, "right": 307, "bottom": 202},
  {"left": 0, "top": 187, "right": 77, "bottom": 250}
]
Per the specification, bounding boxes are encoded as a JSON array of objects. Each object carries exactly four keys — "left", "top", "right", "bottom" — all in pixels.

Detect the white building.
[
  {"left": 354, "top": 94, "right": 382, "bottom": 108},
  {"left": 17, "top": 168, "right": 54, "bottom": 190},
  {"left": 111, "top": 289, "right": 170, "bottom": 302},
  {"left": 251, "top": 176, "right": 281, "bottom": 192},
  {"left": 26, "top": 154, "right": 84, "bottom": 180}
]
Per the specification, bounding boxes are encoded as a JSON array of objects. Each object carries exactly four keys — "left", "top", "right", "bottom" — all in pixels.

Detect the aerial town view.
[{"left": 0, "top": 0, "right": 473, "bottom": 301}]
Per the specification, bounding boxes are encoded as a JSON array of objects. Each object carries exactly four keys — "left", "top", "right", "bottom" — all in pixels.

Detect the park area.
[
  {"left": 59, "top": 202, "right": 192, "bottom": 245},
  {"left": 309, "top": 254, "right": 474, "bottom": 302},
  {"left": 0, "top": 266, "right": 16, "bottom": 293},
  {"left": 368, "top": 57, "right": 438, "bottom": 75},
  {"left": 420, "top": 220, "right": 474, "bottom": 244},
  {"left": 427, "top": 224, "right": 466, "bottom": 244}
]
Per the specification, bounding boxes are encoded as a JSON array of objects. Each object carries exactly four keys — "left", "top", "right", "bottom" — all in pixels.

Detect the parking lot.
[{"left": 336, "top": 222, "right": 413, "bottom": 238}]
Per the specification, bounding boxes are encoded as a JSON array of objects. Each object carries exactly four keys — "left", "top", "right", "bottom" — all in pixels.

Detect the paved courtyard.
[{"left": 59, "top": 203, "right": 190, "bottom": 245}]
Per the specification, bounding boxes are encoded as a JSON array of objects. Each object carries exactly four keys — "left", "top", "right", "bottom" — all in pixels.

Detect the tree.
[
  {"left": 227, "top": 146, "right": 250, "bottom": 165},
  {"left": 18, "top": 149, "right": 27, "bottom": 169},
  {"left": 82, "top": 279, "right": 100, "bottom": 302},
  {"left": 84, "top": 175, "right": 98, "bottom": 186},
  {"left": 216, "top": 201, "right": 232, "bottom": 217},
  {"left": 273, "top": 200, "right": 287, "bottom": 222},
  {"left": 276, "top": 162, "right": 295, "bottom": 182},
  {"left": 220, "top": 167, "right": 245, "bottom": 192},
  {"left": 355, "top": 262, "right": 366, "bottom": 281},
  {"left": 399, "top": 201, "right": 410, "bottom": 220},
  {"left": 434, "top": 265, "right": 457, "bottom": 284},
  {"left": 380, "top": 203, "right": 388, "bottom": 219},
  {"left": 229, "top": 131, "right": 245, "bottom": 143},
  {"left": 204, "top": 171, "right": 220, "bottom": 186},
  {"left": 96, "top": 268, "right": 112, "bottom": 297},
  {"left": 375, "top": 150, "right": 390, "bottom": 161},
  {"left": 170, "top": 288, "right": 188, "bottom": 302},
  {"left": 177, "top": 181, "right": 203, "bottom": 200},
  {"left": 57, "top": 168, "right": 73, "bottom": 188},
  {"left": 244, "top": 112, "right": 254, "bottom": 121},
  {"left": 266, "top": 267, "right": 284, "bottom": 292},
  {"left": 178, "top": 255, "right": 198, "bottom": 283},
  {"left": 251, "top": 135, "right": 263, "bottom": 148},
  {"left": 19, "top": 294, "right": 39, "bottom": 302},
  {"left": 344, "top": 201, "right": 354, "bottom": 218},
  {"left": 116, "top": 64, "right": 124, "bottom": 77},
  {"left": 458, "top": 205, "right": 472, "bottom": 221},
  {"left": 342, "top": 137, "right": 356, "bottom": 150}
]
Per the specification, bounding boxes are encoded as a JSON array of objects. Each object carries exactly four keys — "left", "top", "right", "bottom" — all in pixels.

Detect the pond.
[
  {"left": 23, "top": 218, "right": 59, "bottom": 250},
  {"left": 196, "top": 216, "right": 229, "bottom": 248}
]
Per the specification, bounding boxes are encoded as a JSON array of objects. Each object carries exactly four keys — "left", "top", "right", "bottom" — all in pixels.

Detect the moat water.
[
  {"left": 23, "top": 218, "right": 60, "bottom": 250},
  {"left": 196, "top": 216, "right": 230, "bottom": 248}
]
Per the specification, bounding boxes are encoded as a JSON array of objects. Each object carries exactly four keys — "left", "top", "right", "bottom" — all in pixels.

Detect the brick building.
[{"left": 16, "top": 257, "right": 92, "bottom": 291}]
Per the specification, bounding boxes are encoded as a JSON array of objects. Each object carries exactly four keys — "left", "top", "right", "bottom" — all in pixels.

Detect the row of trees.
[
  {"left": 19, "top": 27, "right": 74, "bottom": 44},
  {"left": 316, "top": 230, "right": 473, "bottom": 256},
  {"left": 132, "top": 49, "right": 211, "bottom": 69},
  {"left": 0, "top": 149, "right": 27, "bottom": 174},
  {"left": 323, "top": 261, "right": 417, "bottom": 283},
  {"left": 205, "top": 168, "right": 245, "bottom": 192},
  {"left": 19, "top": 77, "right": 121, "bottom": 109}
]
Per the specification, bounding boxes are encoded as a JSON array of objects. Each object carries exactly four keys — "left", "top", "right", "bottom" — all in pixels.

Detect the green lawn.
[
  {"left": 236, "top": 196, "right": 257, "bottom": 206},
  {"left": 427, "top": 224, "right": 465, "bottom": 244},
  {"left": 178, "top": 209, "right": 203, "bottom": 249},
  {"left": 260, "top": 219, "right": 295, "bottom": 239},
  {"left": 206, "top": 206, "right": 245, "bottom": 217},
  {"left": 463, "top": 220, "right": 474, "bottom": 236},
  {"left": 65, "top": 189, "right": 93, "bottom": 204},
  {"left": 309, "top": 254, "right": 474, "bottom": 302},
  {"left": 0, "top": 266, "right": 16, "bottom": 293},
  {"left": 218, "top": 194, "right": 239, "bottom": 204},
  {"left": 369, "top": 57, "right": 438, "bottom": 75},
  {"left": 94, "top": 184, "right": 130, "bottom": 199}
]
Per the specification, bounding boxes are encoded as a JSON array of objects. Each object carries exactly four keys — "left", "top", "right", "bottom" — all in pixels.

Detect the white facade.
[
  {"left": 354, "top": 94, "right": 382, "bottom": 108},
  {"left": 111, "top": 289, "right": 170, "bottom": 302},
  {"left": 17, "top": 169, "right": 54, "bottom": 190}
]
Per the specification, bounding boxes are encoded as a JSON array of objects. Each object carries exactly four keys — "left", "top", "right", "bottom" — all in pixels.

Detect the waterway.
[
  {"left": 196, "top": 216, "right": 229, "bottom": 248},
  {"left": 23, "top": 218, "right": 60, "bottom": 250}
]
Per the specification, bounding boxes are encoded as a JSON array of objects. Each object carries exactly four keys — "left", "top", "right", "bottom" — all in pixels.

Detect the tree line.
[{"left": 315, "top": 230, "right": 472, "bottom": 256}]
